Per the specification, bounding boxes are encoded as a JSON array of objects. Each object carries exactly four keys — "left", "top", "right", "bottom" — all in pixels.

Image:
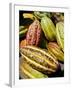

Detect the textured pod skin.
[
  {"left": 51, "top": 13, "right": 64, "bottom": 25},
  {"left": 20, "top": 39, "right": 27, "bottom": 48},
  {"left": 56, "top": 22, "right": 64, "bottom": 52},
  {"left": 47, "top": 42, "right": 64, "bottom": 62},
  {"left": 41, "top": 16, "right": 56, "bottom": 41},
  {"left": 26, "top": 19, "right": 42, "bottom": 46},
  {"left": 19, "top": 57, "right": 48, "bottom": 79},
  {"left": 34, "top": 11, "right": 51, "bottom": 19},
  {"left": 20, "top": 46, "right": 59, "bottom": 74},
  {"left": 23, "top": 13, "right": 36, "bottom": 20}
]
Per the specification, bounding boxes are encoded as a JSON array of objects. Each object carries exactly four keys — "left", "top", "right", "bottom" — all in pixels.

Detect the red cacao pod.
[{"left": 26, "top": 19, "right": 42, "bottom": 46}]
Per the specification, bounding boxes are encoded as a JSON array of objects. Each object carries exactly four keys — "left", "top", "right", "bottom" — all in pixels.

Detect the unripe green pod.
[
  {"left": 41, "top": 16, "right": 56, "bottom": 41},
  {"left": 34, "top": 11, "right": 51, "bottom": 19},
  {"left": 19, "top": 57, "right": 48, "bottom": 79},
  {"left": 19, "top": 26, "right": 28, "bottom": 38},
  {"left": 56, "top": 22, "right": 64, "bottom": 52}
]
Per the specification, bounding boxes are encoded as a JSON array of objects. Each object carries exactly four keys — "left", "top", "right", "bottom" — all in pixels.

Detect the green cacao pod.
[
  {"left": 19, "top": 26, "right": 28, "bottom": 38},
  {"left": 19, "top": 57, "right": 48, "bottom": 79},
  {"left": 20, "top": 46, "right": 59, "bottom": 74},
  {"left": 47, "top": 42, "right": 64, "bottom": 62},
  {"left": 56, "top": 22, "right": 64, "bottom": 52},
  {"left": 34, "top": 11, "right": 51, "bottom": 19},
  {"left": 41, "top": 16, "right": 56, "bottom": 41}
]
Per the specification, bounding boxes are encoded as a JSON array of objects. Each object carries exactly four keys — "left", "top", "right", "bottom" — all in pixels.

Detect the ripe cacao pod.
[
  {"left": 56, "top": 22, "right": 64, "bottom": 52},
  {"left": 41, "top": 16, "right": 56, "bottom": 41},
  {"left": 26, "top": 19, "right": 42, "bottom": 46},
  {"left": 19, "top": 57, "right": 48, "bottom": 79},
  {"left": 20, "top": 39, "right": 27, "bottom": 48},
  {"left": 20, "top": 46, "right": 59, "bottom": 74},
  {"left": 47, "top": 42, "right": 64, "bottom": 62}
]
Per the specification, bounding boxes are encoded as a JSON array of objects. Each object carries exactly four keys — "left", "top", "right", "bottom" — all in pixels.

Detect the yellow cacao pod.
[
  {"left": 19, "top": 57, "right": 48, "bottom": 79},
  {"left": 20, "top": 46, "right": 59, "bottom": 74},
  {"left": 47, "top": 42, "right": 64, "bottom": 62}
]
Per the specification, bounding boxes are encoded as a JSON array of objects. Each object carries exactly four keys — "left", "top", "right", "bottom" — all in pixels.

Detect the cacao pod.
[
  {"left": 56, "top": 22, "right": 64, "bottom": 52},
  {"left": 51, "top": 12, "right": 64, "bottom": 25},
  {"left": 23, "top": 13, "right": 36, "bottom": 20},
  {"left": 19, "top": 57, "right": 48, "bottom": 79},
  {"left": 47, "top": 42, "right": 64, "bottom": 62},
  {"left": 19, "top": 26, "right": 28, "bottom": 38},
  {"left": 41, "top": 16, "right": 56, "bottom": 41},
  {"left": 20, "top": 39, "right": 27, "bottom": 48},
  {"left": 34, "top": 11, "right": 51, "bottom": 19},
  {"left": 26, "top": 19, "right": 42, "bottom": 46},
  {"left": 20, "top": 46, "right": 59, "bottom": 74}
]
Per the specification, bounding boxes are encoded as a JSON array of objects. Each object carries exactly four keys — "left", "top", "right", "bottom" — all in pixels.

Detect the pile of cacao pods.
[{"left": 19, "top": 11, "right": 64, "bottom": 79}]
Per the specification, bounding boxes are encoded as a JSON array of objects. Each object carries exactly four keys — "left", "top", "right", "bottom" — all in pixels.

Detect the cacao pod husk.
[
  {"left": 34, "top": 11, "right": 51, "bottom": 19},
  {"left": 20, "top": 46, "right": 59, "bottom": 74},
  {"left": 47, "top": 42, "right": 64, "bottom": 62},
  {"left": 41, "top": 16, "right": 56, "bottom": 41},
  {"left": 23, "top": 13, "right": 36, "bottom": 20},
  {"left": 19, "top": 57, "right": 48, "bottom": 79},
  {"left": 20, "top": 39, "right": 27, "bottom": 48},
  {"left": 56, "top": 22, "right": 64, "bottom": 52},
  {"left": 19, "top": 26, "right": 28, "bottom": 38},
  {"left": 26, "top": 19, "right": 42, "bottom": 46}
]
